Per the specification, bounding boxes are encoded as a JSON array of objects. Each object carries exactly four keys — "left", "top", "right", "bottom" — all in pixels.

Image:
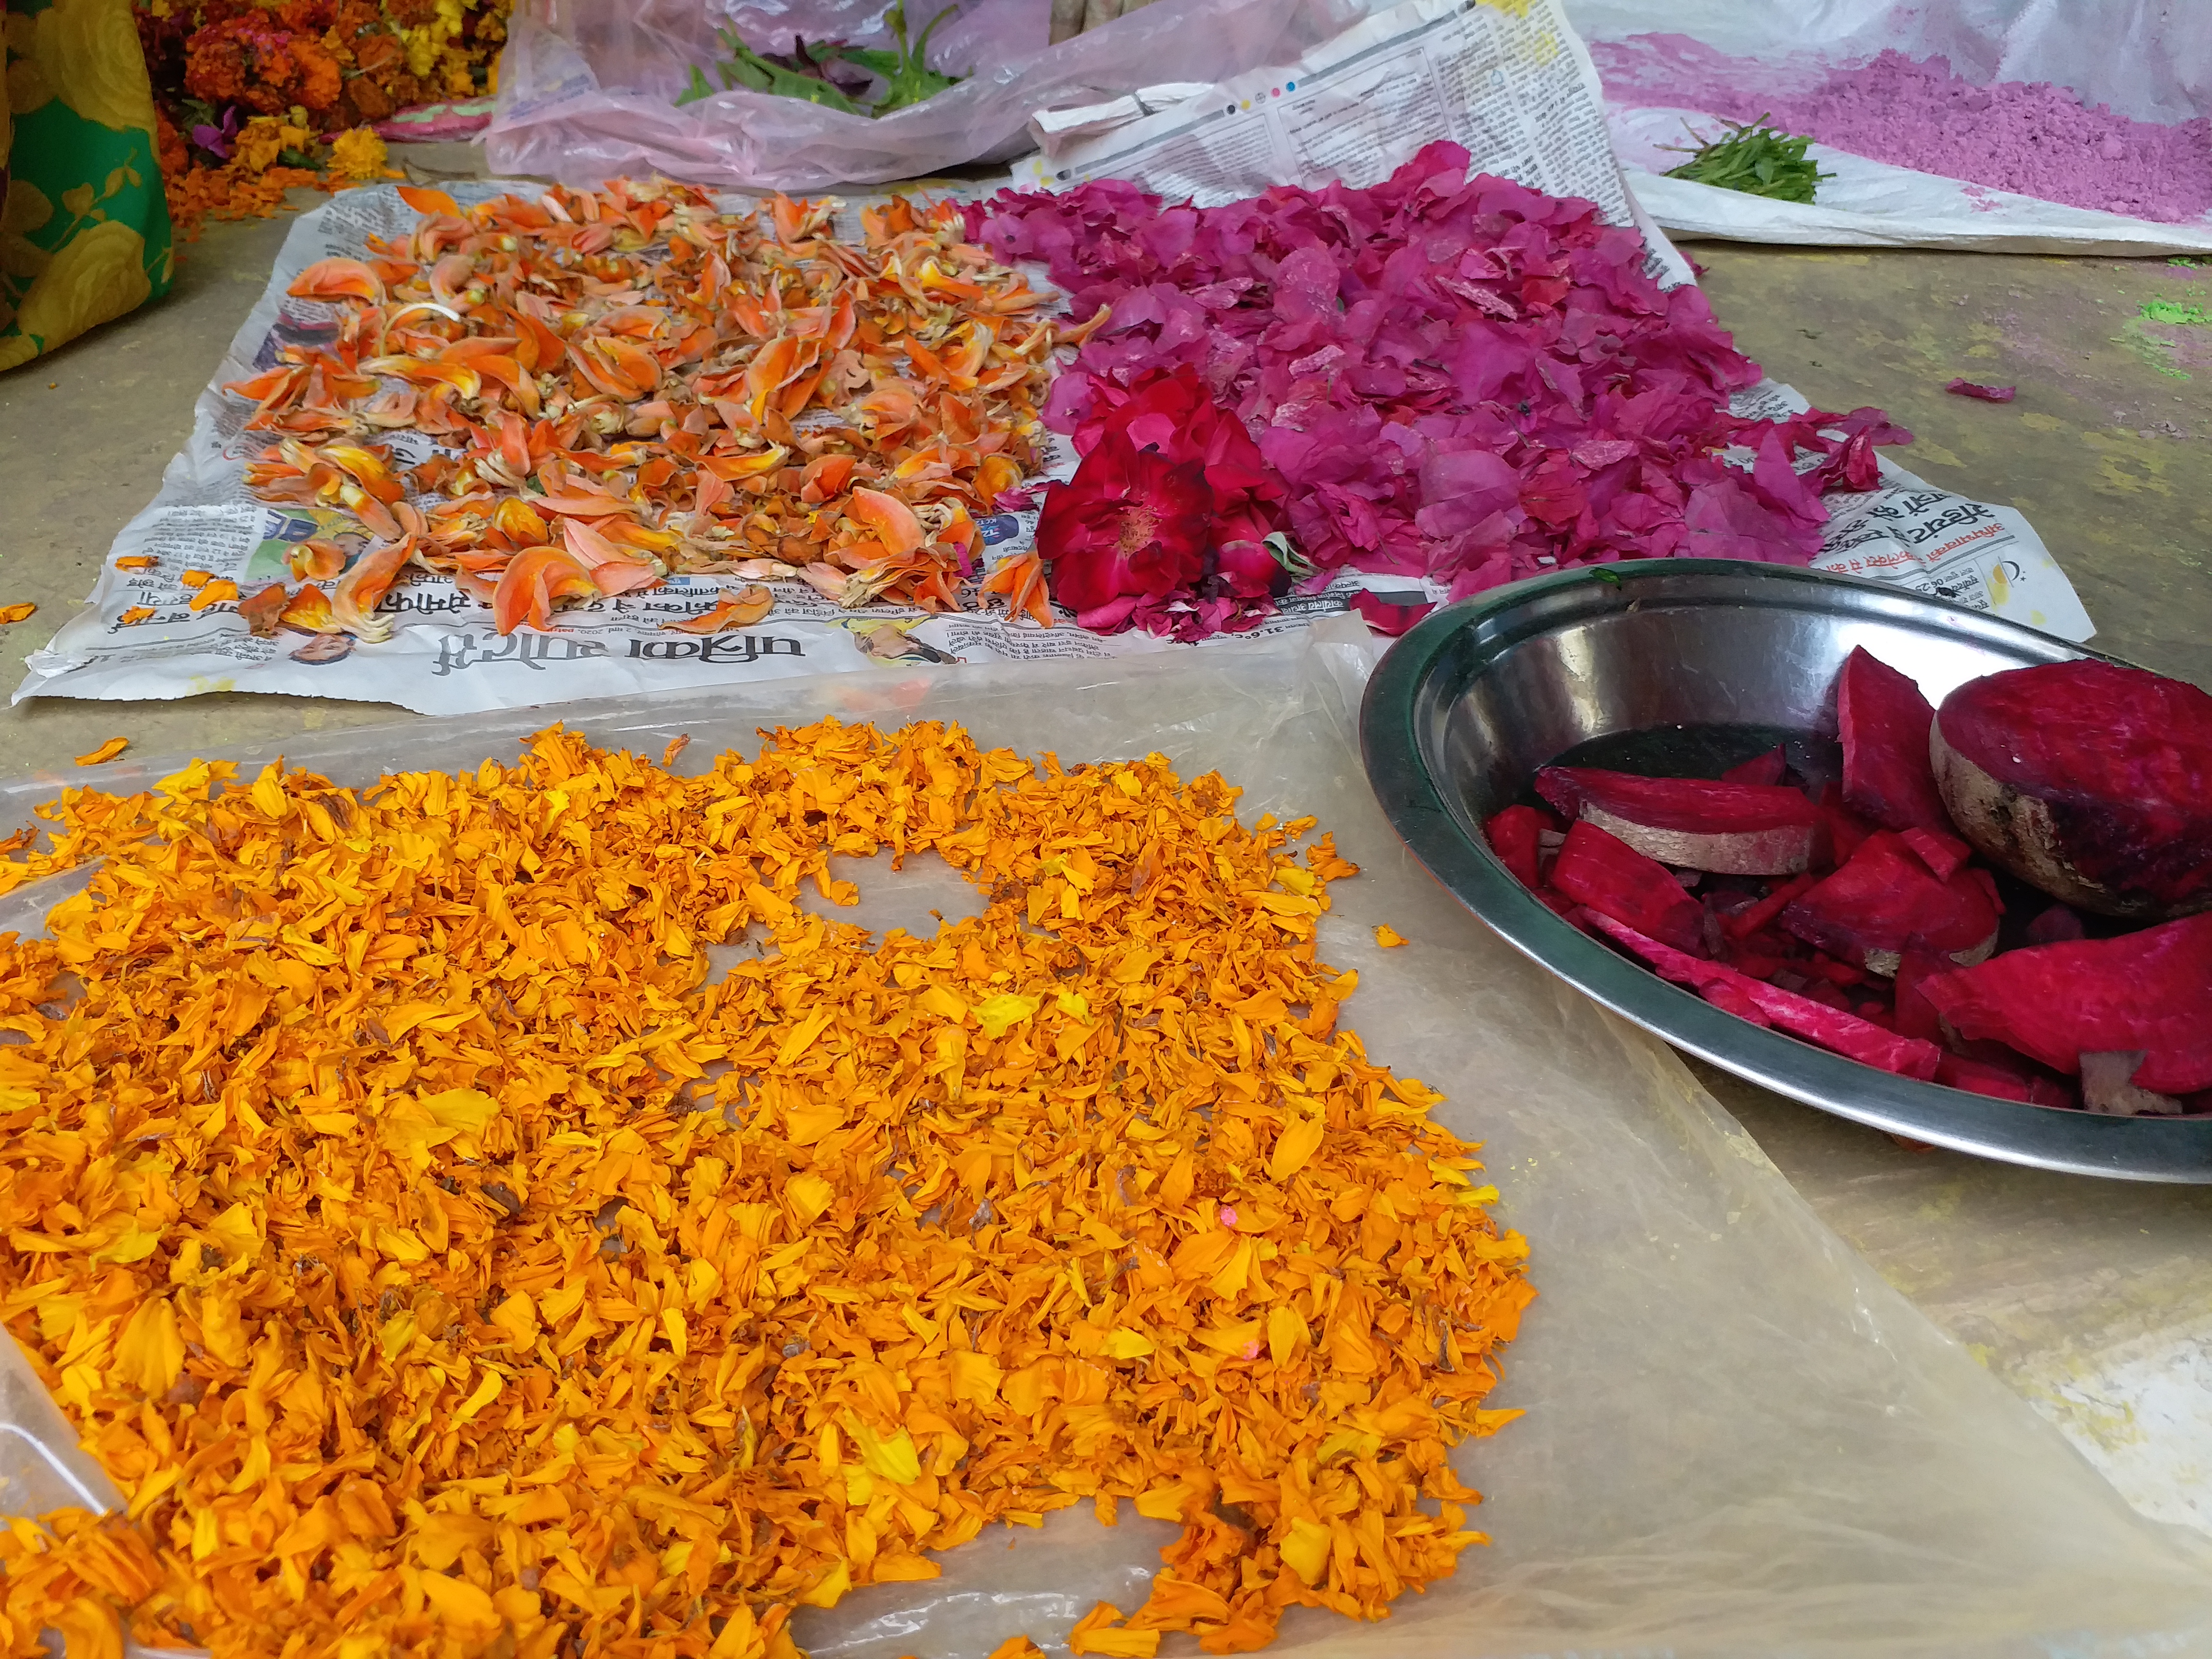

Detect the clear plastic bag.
[
  {"left": 5, "top": 625, "right": 2212, "bottom": 1656},
  {"left": 483, "top": 0, "right": 1356, "bottom": 190}
]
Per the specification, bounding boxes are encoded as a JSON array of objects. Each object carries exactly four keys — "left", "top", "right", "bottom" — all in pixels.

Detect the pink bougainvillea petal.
[{"left": 974, "top": 143, "right": 1912, "bottom": 633}]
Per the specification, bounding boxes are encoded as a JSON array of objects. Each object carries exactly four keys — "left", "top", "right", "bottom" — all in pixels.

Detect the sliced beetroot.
[
  {"left": 1918, "top": 912, "right": 2212, "bottom": 1094},
  {"left": 2022, "top": 902, "right": 2086, "bottom": 946},
  {"left": 1721, "top": 872, "right": 1817, "bottom": 940},
  {"left": 1721, "top": 745, "right": 1788, "bottom": 786},
  {"left": 1780, "top": 830, "right": 2001, "bottom": 975},
  {"left": 1583, "top": 910, "right": 1944, "bottom": 1080},
  {"left": 1535, "top": 766, "right": 1819, "bottom": 876},
  {"left": 1936, "top": 1053, "right": 2073, "bottom": 1109},
  {"left": 1485, "top": 805, "right": 1549, "bottom": 890},
  {"left": 1900, "top": 825, "right": 1972, "bottom": 882},
  {"left": 1549, "top": 820, "right": 1706, "bottom": 954},
  {"left": 1891, "top": 949, "right": 1947, "bottom": 1042},
  {"left": 1817, "top": 784, "right": 1877, "bottom": 868},
  {"left": 1836, "top": 647, "right": 1952, "bottom": 834},
  {"left": 1933, "top": 659, "right": 2212, "bottom": 919}
]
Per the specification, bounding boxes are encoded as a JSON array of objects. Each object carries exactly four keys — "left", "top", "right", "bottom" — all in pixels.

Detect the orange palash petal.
[
  {"left": 0, "top": 601, "right": 36, "bottom": 624},
  {"left": 72, "top": 737, "right": 129, "bottom": 766},
  {"left": 113, "top": 556, "right": 157, "bottom": 570},
  {"left": 0, "top": 722, "right": 1532, "bottom": 1659},
  {"left": 228, "top": 182, "right": 1054, "bottom": 621},
  {"left": 1374, "top": 925, "right": 1408, "bottom": 947}
]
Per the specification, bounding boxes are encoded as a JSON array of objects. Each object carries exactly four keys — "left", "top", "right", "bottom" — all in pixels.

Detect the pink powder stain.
[{"left": 1593, "top": 36, "right": 2212, "bottom": 226}]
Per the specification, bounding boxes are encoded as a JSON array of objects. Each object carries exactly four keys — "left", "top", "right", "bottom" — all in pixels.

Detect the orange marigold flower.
[{"left": 0, "top": 723, "right": 1533, "bottom": 1658}]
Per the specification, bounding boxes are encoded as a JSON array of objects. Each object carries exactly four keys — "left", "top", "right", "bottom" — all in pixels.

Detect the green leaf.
[
  {"left": 1661, "top": 115, "right": 1830, "bottom": 205},
  {"left": 830, "top": 45, "right": 903, "bottom": 74},
  {"left": 675, "top": 63, "right": 718, "bottom": 106},
  {"left": 870, "top": 2, "right": 963, "bottom": 115},
  {"left": 1263, "top": 531, "right": 1313, "bottom": 579}
]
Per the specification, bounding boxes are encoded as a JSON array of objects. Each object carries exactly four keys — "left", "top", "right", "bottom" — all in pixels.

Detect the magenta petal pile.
[{"left": 971, "top": 142, "right": 1910, "bottom": 611}]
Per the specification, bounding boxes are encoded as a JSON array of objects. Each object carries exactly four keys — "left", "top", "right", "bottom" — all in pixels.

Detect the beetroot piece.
[
  {"left": 1721, "top": 745, "right": 1789, "bottom": 786},
  {"left": 1583, "top": 910, "right": 1945, "bottom": 1080},
  {"left": 1485, "top": 805, "right": 1549, "bottom": 891},
  {"left": 1817, "top": 784, "right": 1878, "bottom": 868},
  {"left": 1901, "top": 825, "right": 1972, "bottom": 882},
  {"left": 1932, "top": 660, "right": 2212, "bottom": 919},
  {"left": 1780, "top": 830, "right": 2002, "bottom": 975},
  {"left": 1936, "top": 1053, "right": 2073, "bottom": 1109},
  {"left": 2022, "top": 903, "right": 2087, "bottom": 946},
  {"left": 1721, "top": 873, "right": 1818, "bottom": 941},
  {"left": 1891, "top": 950, "right": 1947, "bottom": 1042},
  {"left": 1535, "top": 767, "right": 1820, "bottom": 875},
  {"left": 1918, "top": 912, "right": 2212, "bottom": 1095},
  {"left": 1836, "top": 647, "right": 1952, "bottom": 834},
  {"left": 1550, "top": 821, "right": 1706, "bottom": 955}
]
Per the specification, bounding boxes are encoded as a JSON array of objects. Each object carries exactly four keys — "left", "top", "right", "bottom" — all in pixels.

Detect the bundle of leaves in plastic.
[{"left": 969, "top": 143, "right": 1904, "bottom": 625}]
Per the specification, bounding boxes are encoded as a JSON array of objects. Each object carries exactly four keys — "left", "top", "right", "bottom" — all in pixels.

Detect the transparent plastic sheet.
[
  {"left": 4, "top": 627, "right": 2212, "bottom": 1657},
  {"left": 482, "top": 0, "right": 1356, "bottom": 190}
]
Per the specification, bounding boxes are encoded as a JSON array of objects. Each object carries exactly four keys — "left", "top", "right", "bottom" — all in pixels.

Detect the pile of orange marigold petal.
[
  {"left": 0, "top": 722, "right": 1533, "bottom": 1659},
  {"left": 227, "top": 179, "right": 1084, "bottom": 645}
]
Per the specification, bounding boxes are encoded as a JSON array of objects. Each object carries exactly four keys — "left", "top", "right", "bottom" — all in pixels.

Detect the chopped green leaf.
[
  {"left": 676, "top": 6, "right": 964, "bottom": 117},
  {"left": 676, "top": 63, "right": 718, "bottom": 106},
  {"left": 1662, "top": 115, "right": 1831, "bottom": 205}
]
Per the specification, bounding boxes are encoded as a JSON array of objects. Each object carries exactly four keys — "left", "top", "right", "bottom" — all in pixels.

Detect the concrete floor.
[{"left": 3, "top": 192, "right": 2212, "bottom": 1533}]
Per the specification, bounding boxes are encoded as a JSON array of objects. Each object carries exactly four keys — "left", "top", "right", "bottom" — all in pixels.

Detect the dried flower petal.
[
  {"left": 0, "top": 723, "right": 1531, "bottom": 1658},
  {"left": 973, "top": 144, "right": 1910, "bottom": 618}
]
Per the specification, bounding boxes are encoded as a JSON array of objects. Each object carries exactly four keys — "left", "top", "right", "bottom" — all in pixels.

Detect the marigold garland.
[{"left": 0, "top": 721, "right": 1533, "bottom": 1658}]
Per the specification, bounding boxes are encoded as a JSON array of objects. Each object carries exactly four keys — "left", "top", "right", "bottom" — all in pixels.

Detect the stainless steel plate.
[{"left": 1359, "top": 558, "right": 2212, "bottom": 1182}]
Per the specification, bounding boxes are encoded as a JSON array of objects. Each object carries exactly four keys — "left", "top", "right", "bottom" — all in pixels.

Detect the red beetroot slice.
[
  {"left": 1901, "top": 825, "right": 1972, "bottom": 881},
  {"left": 1891, "top": 950, "right": 1947, "bottom": 1042},
  {"left": 1583, "top": 909, "right": 1944, "bottom": 1080},
  {"left": 1818, "top": 783, "right": 1877, "bottom": 867},
  {"left": 1721, "top": 872, "right": 1818, "bottom": 941},
  {"left": 1836, "top": 647, "right": 1952, "bottom": 834},
  {"left": 1549, "top": 821, "right": 1706, "bottom": 955},
  {"left": 1937, "top": 1053, "right": 2072, "bottom": 1109},
  {"left": 1485, "top": 805, "right": 1549, "bottom": 890},
  {"left": 1932, "top": 660, "right": 2212, "bottom": 919},
  {"left": 1721, "top": 745, "right": 1789, "bottom": 786},
  {"left": 1780, "top": 830, "right": 2002, "bottom": 975},
  {"left": 1918, "top": 912, "right": 2212, "bottom": 1095},
  {"left": 1535, "top": 766, "right": 1819, "bottom": 875}
]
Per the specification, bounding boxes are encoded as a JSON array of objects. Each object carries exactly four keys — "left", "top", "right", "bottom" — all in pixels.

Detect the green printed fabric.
[{"left": 2, "top": 0, "right": 173, "bottom": 372}]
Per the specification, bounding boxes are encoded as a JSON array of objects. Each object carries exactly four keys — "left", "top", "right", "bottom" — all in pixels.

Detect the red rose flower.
[
  {"left": 1036, "top": 366, "right": 1292, "bottom": 636},
  {"left": 1034, "top": 428, "right": 1210, "bottom": 631}
]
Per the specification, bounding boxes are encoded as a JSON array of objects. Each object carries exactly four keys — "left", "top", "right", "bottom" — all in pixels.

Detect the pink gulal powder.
[{"left": 1593, "top": 36, "right": 2212, "bottom": 225}]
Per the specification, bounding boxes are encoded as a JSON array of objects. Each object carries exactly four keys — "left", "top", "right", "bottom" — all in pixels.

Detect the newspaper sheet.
[
  {"left": 1727, "top": 381, "right": 2093, "bottom": 640},
  {"left": 15, "top": 0, "right": 2089, "bottom": 717}
]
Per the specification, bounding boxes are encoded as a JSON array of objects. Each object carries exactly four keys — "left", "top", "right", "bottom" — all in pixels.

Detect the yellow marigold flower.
[{"left": 326, "top": 126, "right": 394, "bottom": 182}]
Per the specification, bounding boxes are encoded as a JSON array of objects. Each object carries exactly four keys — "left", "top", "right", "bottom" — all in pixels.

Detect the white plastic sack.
[
  {"left": 5, "top": 629, "right": 2212, "bottom": 1656},
  {"left": 484, "top": 0, "right": 1357, "bottom": 190},
  {"left": 1560, "top": 0, "right": 2212, "bottom": 253}
]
